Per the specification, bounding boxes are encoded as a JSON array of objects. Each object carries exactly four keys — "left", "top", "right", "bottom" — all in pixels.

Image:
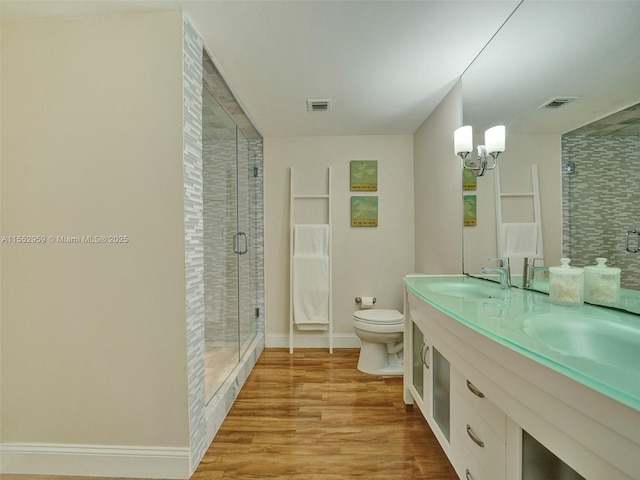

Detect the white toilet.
[{"left": 352, "top": 309, "right": 404, "bottom": 375}]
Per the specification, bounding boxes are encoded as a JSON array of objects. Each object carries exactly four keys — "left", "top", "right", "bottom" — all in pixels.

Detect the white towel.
[
  {"left": 292, "top": 255, "right": 330, "bottom": 330},
  {"left": 294, "top": 224, "right": 329, "bottom": 256},
  {"left": 500, "top": 223, "right": 539, "bottom": 275},
  {"left": 501, "top": 223, "right": 538, "bottom": 256}
]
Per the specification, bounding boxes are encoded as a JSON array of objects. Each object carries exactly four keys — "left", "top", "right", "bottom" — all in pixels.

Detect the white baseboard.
[
  {"left": 266, "top": 333, "right": 361, "bottom": 349},
  {"left": 0, "top": 443, "right": 190, "bottom": 479}
]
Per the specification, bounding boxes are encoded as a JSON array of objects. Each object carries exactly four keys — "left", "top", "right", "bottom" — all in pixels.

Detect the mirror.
[{"left": 461, "top": 1, "right": 640, "bottom": 314}]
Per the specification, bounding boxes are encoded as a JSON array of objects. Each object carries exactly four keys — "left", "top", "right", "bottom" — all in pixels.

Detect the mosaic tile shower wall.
[
  {"left": 182, "top": 16, "right": 207, "bottom": 471},
  {"left": 203, "top": 138, "right": 238, "bottom": 345},
  {"left": 562, "top": 134, "right": 640, "bottom": 290}
]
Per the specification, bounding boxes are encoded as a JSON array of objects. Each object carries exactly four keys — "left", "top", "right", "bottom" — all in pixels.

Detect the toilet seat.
[{"left": 353, "top": 309, "right": 403, "bottom": 325}]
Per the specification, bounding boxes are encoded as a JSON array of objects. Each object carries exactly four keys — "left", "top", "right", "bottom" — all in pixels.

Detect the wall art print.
[
  {"left": 350, "top": 160, "right": 378, "bottom": 191},
  {"left": 351, "top": 196, "right": 378, "bottom": 227}
]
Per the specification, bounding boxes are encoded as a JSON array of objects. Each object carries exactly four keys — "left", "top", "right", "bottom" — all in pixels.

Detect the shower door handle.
[
  {"left": 233, "top": 232, "right": 248, "bottom": 255},
  {"left": 625, "top": 230, "right": 640, "bottom": 253}
]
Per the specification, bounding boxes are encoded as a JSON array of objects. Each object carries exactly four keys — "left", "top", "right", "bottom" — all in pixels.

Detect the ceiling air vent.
[
  {"left": 539, "top": 96, "right": 579, "bottom": 109},
  {"left": 307, "top": 99, "right": 332, "bottom": 112}
]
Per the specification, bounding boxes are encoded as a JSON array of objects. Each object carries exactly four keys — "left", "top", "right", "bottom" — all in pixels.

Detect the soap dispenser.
[
  {"left": 549, "top": 258, "right": 584, "bottom": 306},
  {"left": 584, "top": 257, "right": 620, "bottom": 305}
]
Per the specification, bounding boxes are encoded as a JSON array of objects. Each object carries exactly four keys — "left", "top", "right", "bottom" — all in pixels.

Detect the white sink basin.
[{"left": 522, "top": 313, "right": 640, "bottom": 368}]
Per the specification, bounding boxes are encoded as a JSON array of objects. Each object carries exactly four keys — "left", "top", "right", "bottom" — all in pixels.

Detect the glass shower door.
[
  {"left": 236, "top": 128, "right": 258, "bottom": 355},
  {"left": 203, "top": 87, "right": 240, "bottom": 401},
  {"left": 202, "top": 79, "right": 262, "bottom": 403}
]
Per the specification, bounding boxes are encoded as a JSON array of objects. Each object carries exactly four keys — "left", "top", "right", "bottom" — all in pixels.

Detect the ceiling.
[
  {"left": 0, "top": 0, "right": 521, "bottom": 137},
  {"left": 3, "top": 1, "right": 639, "bottom": 138}
]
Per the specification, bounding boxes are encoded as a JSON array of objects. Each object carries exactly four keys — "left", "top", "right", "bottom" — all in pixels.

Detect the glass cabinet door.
[
  {"left": 522, "top": 431, "right": 585, "bottom": 480},
  {"left": 412, "top": 322, "right": 425, "bottom": 401},
  {"left": 433, "top": 347, "right": 451, "bottom": 441}
]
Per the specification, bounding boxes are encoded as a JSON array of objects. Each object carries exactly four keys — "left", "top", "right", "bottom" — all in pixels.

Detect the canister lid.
[
  {"left": 583, "top": 257, "right": 621, "bottom": 275},
  {"left": 549, "top": 258, "right": 584, "bottom": 276}
]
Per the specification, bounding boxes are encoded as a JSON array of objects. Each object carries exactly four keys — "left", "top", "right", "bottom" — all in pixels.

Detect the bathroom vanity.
[{"left": 403, "top": 274, "right": 640, "bottom": 480}]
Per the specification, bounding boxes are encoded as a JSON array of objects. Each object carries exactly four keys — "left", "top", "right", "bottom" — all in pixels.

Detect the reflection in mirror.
[
  {"left": 461, "top": 1, "right": 640, "bottom": 314},
  {"left": 563, "top": 105, "right": 640, "bottom": 292}
]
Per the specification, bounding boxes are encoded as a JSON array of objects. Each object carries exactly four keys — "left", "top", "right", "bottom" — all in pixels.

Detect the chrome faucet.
[
  {"left": 482, "top": 257, "right": 511, "bottom": 289},
  {"left": 522, "top": 257, "right": 546, "bottom": 288}
]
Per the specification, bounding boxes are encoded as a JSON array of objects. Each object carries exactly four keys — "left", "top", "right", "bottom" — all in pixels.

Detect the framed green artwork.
[
  {"left": 464, "top": 195, "right": 477, "bottom": 227},
  {"left": 351, "top": 196, "right": 378, "bottom": 227},
  {"left": 462, "top": 168, "right": 477, "bottom": 191},
  {"left": 350, "top": 160, "right": 378, "bottom": 191}
]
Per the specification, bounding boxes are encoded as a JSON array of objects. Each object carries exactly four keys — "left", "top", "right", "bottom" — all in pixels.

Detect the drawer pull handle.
[
  {"left": 466, "top": 380, "right": 485, "bottom": 398},
  {"left": 466, "top": 424, "right": 485, "bottom": 448},
  {"left": 465, "top": 469, "right": 474, "bottom": 480}
]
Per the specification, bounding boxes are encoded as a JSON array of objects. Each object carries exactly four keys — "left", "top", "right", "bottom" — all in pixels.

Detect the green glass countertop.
[{"left": 403, "top": 274, "right": 640, "bottom": 411}]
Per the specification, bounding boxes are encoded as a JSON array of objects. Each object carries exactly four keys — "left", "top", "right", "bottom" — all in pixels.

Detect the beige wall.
[
  {"left": 264, "top": 135, "right": 415, "bottom": 345},
  {"left": 413, "top": 81, "right": 464, "bottom": 274},
  {"left": 0, "top": 5, "right": 3, "bottom": 443},
  {"left": 0, "top": 9, "right": 3, "bottom": 440},
  {"left": 1, "top": 12, "right": 189, "bottom": 447},
  {"left": 463, "top": 133, "right": 563, "bottom": 274}
]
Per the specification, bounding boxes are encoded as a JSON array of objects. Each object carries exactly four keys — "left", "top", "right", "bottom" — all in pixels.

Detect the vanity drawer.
[
  {"left": 453, "top": 431, "right": 492, "bottom": 480},
  {"left": 454, "top": 388, "right": 506, "bottom": 480},
  {"left": 454, "top": 369, "right": 506, "bottom": 440}
]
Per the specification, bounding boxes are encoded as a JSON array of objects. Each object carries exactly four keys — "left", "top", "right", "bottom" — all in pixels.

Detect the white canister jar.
[
  {"left": 549, "top": 258, "right": 584, "bottom": 306},
  {"left": 584, "top": 257, "right": 621, "bottom": 305}
]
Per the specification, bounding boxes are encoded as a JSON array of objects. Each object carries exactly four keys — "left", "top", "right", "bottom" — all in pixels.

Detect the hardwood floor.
[
  {"left": 193, "top": 348, "right": 458, "bottom": 479},
  {"left": 3, "top": 348, "right": 458, "bottom": 480}
]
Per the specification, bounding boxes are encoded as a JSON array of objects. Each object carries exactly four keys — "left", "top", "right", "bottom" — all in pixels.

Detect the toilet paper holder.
[{"left": 355, "top": 296, "right": 376, "bottom": 305}]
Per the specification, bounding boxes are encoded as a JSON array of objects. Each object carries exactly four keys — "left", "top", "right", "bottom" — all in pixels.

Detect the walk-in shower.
[{"left": 202, "top": 52, "right": 264, "bottom": 407}]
